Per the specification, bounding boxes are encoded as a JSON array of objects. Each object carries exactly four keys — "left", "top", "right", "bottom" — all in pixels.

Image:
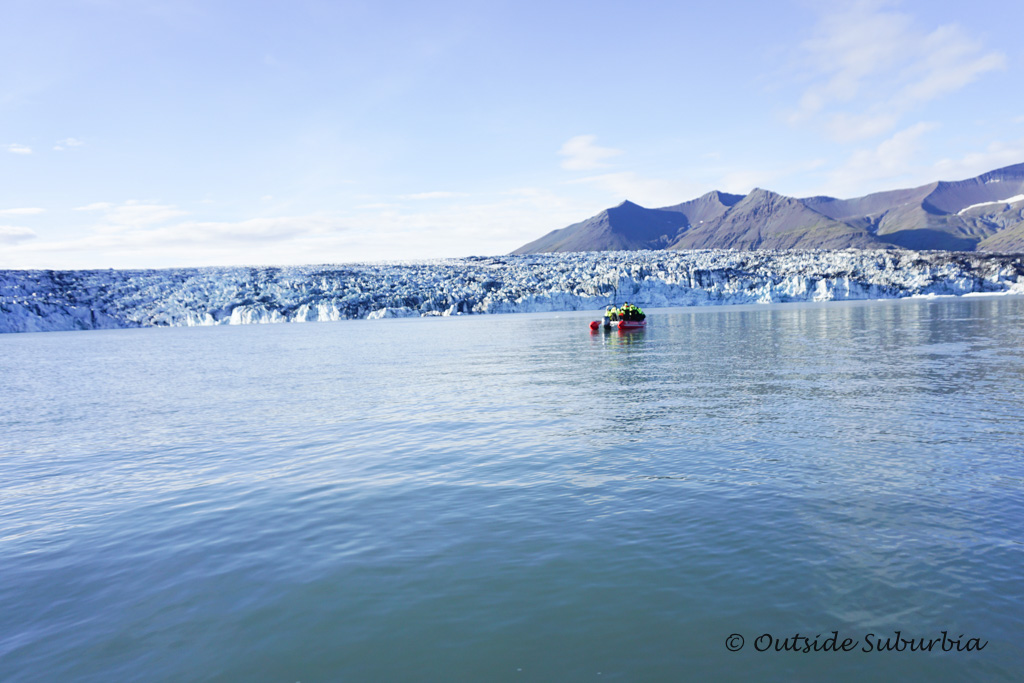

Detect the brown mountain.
[{"left": 513, "top": 163, "right": 1024, "bottom": 254}]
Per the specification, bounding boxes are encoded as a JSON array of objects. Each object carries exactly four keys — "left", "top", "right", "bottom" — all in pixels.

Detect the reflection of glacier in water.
[{"left": 2, "top": 249, "right": 1024, "bottom": 333}]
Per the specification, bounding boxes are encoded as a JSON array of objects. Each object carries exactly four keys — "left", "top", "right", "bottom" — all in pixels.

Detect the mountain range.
[{"left": 513, "top": 163, "right": 1024, "bottom": 254}]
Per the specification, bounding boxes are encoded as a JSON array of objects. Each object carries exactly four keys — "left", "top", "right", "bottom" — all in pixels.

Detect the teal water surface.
[{"left": 2, "top": 296, "right": 1023, "bottom": 681}]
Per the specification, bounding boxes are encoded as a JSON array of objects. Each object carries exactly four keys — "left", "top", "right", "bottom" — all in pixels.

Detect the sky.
[{"left": 2, "top": 0, "right": 1023, "bottom": 269}]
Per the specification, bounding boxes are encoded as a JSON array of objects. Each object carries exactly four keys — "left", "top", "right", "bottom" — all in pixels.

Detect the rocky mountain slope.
[{"left": 513, "top": 163, "right": 1024, "bottom": 254}]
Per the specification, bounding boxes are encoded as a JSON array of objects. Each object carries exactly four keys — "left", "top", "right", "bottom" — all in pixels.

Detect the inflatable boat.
[
  {"left": 590, "top": 304, "right": 647, "bottom": 331},
  {"left": 589, "top": 319, "right": 647, "bottom": 331}
]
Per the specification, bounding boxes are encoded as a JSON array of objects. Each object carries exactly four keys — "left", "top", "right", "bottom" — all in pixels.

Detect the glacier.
[{"left": 2, "top": 249, "right": 1023, "bottom": 334}]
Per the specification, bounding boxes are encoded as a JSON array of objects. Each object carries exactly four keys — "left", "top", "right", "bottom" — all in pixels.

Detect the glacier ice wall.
[{"left": 2, "top": 249, "right": 1023, "bottom": 333}]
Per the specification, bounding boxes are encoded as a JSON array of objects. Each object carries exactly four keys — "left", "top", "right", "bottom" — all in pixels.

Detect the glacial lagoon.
[{"left": 2, "top": 296, "right": 1022, "bottom": 681}]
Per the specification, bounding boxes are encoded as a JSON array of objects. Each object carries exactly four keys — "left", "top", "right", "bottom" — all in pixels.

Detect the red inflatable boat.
[{"left": 590, "top": 319, "right": 647, "bottom": 331}]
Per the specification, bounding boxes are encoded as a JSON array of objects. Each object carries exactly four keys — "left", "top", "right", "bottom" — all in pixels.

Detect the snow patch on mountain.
[{"left": 958, "top": 195, "right": 1024, "bottom": 214}]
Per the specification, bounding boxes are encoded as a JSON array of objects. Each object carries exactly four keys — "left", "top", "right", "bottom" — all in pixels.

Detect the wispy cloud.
[
  {"left": 931, "top": 138, "right": 1024, "bottom": 180},
  {"left": 791, "top": 1, "right": 1005, "bottom": 142},
  {"left": 354, "top": 202, "right": 396, "bottom": 210},
  {"left": 75, "top": 200, "right": 188, "bottom": 230},
  {"left": 559, "top": 135, "right": 622, "bottom": 171},
  {"left": 400, "top": 191, "right": 470, "bottom": 200},
  {"left": 566, "top": 171, "right": 709, "bottom": 208},
  {"left": 817, "top": 128, "right": 1024, "bottom": 198},
  {"left": 0, "top": 207, "right": 45, "bottom": 215},
  {"left": 158, "top": 217, "right": 327, "bottom": 244},
  {"left": 0, "top": 226, "right": 37, "bottom": 244},
  {"left": 2, "top": 188, "right": 598, "bottom": 268},
  {"left": 6, "top": 214, "right": 333, "bottom": 267},
  {"left": 715, "top": 158, "right": 828, "bottom": 196},
  {"left": 6, "top": 143, "right": 32, "bottom": 155},
  {"left": 342, "top": 189, "right": 590, "bottom": 253},
  {"left": 822, "top": 121, "right": 940, "bottom": 195},
  {"left": 53, "top": 137, "right": 85, "bottom": 151}
]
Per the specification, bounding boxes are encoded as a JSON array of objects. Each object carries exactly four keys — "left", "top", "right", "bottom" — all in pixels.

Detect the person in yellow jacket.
[{"left": 619, "top": 302, "right": 645, "bottom": 321}]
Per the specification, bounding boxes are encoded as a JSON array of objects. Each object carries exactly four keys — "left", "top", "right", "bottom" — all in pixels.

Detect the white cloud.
[
  {"left": 559, "top": 135, "right": 622, "bottom": 171},
  {"left": 900, "top": 26, "right": 1005, "bottom": 103},
  {"left": 822, "top": 121, "right": 940, "bottom": 196},
  {"left": 6, "top": 143, "right": 32, "bottom": 155},
  {"left": 159, "top": 216, "right": 327, "bottom": 244},
  {"left": 814, "top": 131, "right": 1024, "bottom": 198},
  {"left": 3, "top": 214, "right": 332, "bottom": 268},
  {"left": 566, "top": 171, "right": 710, "bottom": 208},
  {"left": 824, "top": 111, "right": 901, "bottom": 144},
  {"left": 0, "top": 225, "right": 37, "bottom": 244},
  {"left": 712, "top": 158, "right": 828, "bottom": 196},
  {"left": 0, "top": 207, "right": 45, "bottom": 215},
  {"left": 400, "top": 191, "right": 470, "bottom": 200},
  {"left": 74, "top": 200, "right": 188, "bottom": 230},
  {"left": 931, "top": 139, "right": 1024, "bottom": 180},
  {"left": 54, "top": 137, "right": 84, "bottom": 151},
  {"left": 354, "top": 202, "right": 396, "bottom": 210},
  {"left": 501, "top": 187, "right": 548, "bottom": 198},
  {"left": 0, "top": 187, "right": 602, "bottom": 268},
  {"left": 714, "top": 170, "right": 765, "bottom": 195},
  {"left": 791, "top": 1, "right": 1005, "bottom": 142},
  {"left": 341, "top": 189, "right": 592, "bottom": 255}
]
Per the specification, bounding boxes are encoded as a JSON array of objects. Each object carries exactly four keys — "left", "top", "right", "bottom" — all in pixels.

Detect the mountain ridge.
[{"left": 512, "top": 163, "right": 1024, "bottom": 254}]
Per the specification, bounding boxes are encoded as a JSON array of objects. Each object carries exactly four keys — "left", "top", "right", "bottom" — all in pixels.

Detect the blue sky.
[{"left": 2, "top": 0, "right": 1022, "bottom": 268}]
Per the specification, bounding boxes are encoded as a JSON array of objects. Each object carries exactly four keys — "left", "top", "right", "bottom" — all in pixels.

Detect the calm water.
[{"left": 2, "top": 297, "right": 1023, "bottom": 681}]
